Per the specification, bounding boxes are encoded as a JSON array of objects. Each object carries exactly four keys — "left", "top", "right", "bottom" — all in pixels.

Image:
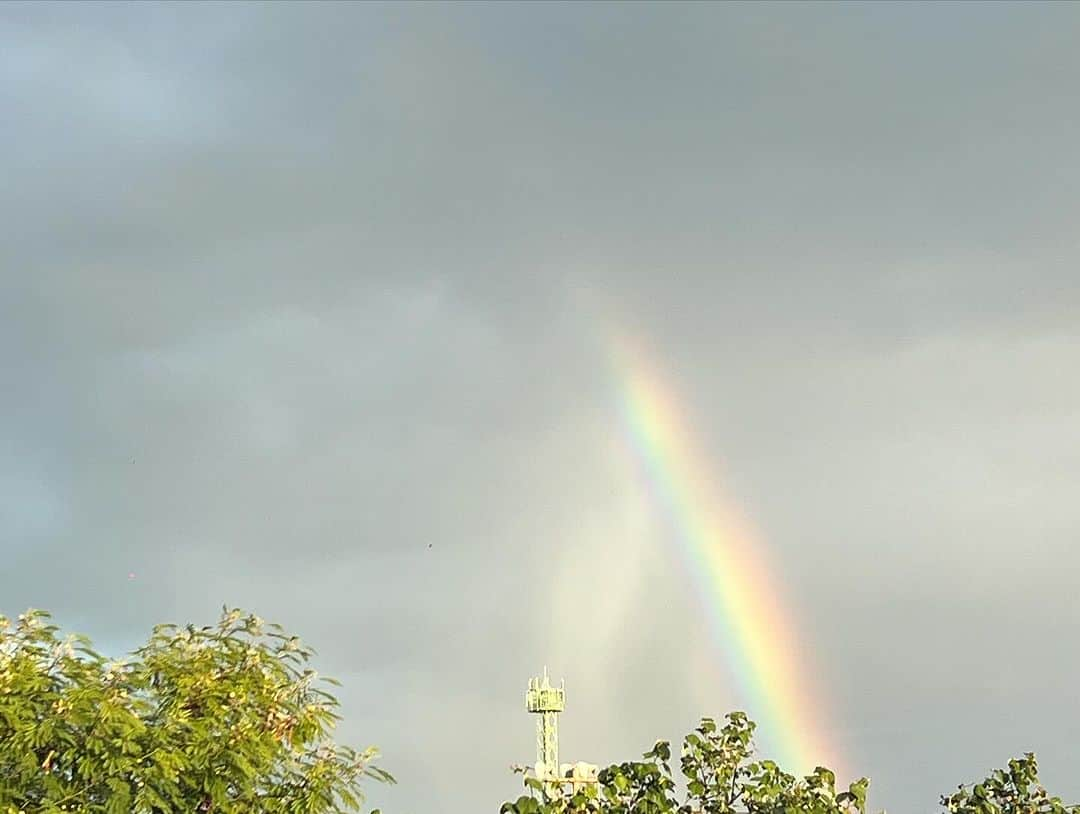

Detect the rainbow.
[{"left": 605, "top": 328, "right": 837, "bottom": 777}]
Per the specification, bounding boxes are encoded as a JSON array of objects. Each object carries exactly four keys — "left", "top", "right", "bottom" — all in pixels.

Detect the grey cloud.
[{"left": 3, "top": 3, "right": 1080, "bottom": 813}]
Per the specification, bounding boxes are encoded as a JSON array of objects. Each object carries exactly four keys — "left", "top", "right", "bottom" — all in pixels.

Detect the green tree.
[
  {"left": 942, "top": 753, "right": 1079, "bottom": 814},
  {"left": 501, "top": 714, "right": 1080, "bottom": 814},
  {"left": 0, "top": 607, "right": 393, "bottom": 814},
  {"left": 500, "top": 712, "right": 869, "bottom": 814}
]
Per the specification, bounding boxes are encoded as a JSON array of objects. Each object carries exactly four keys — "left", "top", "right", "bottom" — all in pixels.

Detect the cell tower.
[
  {"left": 517, "top": 668, "right": 598, "bottom": 799},
  {"left": 525, "top": 667, "right": 565, "bottom": 781}
]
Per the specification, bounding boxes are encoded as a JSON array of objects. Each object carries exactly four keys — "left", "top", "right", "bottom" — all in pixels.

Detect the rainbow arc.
[{"left": 606, "top": 328, "right": 836, "bottom": 777}]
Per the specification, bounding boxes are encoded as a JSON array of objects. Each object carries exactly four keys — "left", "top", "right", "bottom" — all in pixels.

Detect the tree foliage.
[
  {"left": 500, "top": 712, "right": 869, "bottom": 814},
  {"left": 942, "top": 753, "right": 1078, "bottom": 814},
  {"left": 0, "top": 607, "right": 393, "bottom": 814},
  {"left": 500, "top": 712, "right": 1077, "bottom": 814}
]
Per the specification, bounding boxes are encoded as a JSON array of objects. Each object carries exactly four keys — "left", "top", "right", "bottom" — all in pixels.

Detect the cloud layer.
[{"left": 3, "top": 3, "right": 1079, "bottom": 811}]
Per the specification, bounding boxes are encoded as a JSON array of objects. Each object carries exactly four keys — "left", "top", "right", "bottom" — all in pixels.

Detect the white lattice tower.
[{"left": 525, "top": 666, "right": 564, "bottom": 781}]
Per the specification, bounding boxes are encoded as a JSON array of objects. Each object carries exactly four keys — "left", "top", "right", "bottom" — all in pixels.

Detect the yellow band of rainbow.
[{"left": 605, "top": 328, "right": 837, "bottom": 778}]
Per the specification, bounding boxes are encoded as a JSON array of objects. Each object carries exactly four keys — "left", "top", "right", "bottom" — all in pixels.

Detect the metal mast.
[{"left": 525, "top": 666, "right": 565, "bottom": 781}]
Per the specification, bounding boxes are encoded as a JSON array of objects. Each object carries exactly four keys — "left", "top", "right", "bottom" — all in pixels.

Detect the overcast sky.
[{"left": 3, "top": 2, "right": 1079, "bottom": 812}]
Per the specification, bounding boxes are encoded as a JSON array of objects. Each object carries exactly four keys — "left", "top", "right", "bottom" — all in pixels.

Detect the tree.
[
  {"left": 942, "top": 753, "right": 1079, "bottom": 814},
  {"left": 501, "top": 713, "right": 1080, "bottom": 814},
  {"left": 500, "top": 712, "right": 869, "bottom": 814},
  {"left": 0, "top": 607, "right": 393, "bottom": 814}
]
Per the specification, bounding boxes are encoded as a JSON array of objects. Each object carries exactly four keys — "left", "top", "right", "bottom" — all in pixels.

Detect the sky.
[{"left": 2, "top": 2, "right": 1079, "bottom": 812}]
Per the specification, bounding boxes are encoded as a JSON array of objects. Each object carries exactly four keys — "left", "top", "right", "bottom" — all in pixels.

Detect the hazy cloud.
[{"left": 3, "top": 3, "right": 1079, "bottom": 812}]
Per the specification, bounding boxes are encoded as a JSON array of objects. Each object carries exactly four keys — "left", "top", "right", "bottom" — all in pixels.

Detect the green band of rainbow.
[{"left": 607, "top": 329, "right": 837, "bottom": 777}]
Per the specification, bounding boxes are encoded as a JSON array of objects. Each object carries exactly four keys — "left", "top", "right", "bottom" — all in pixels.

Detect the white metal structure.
[{"left": 520, "top": 669, "right": 598, "bottom": 797}]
